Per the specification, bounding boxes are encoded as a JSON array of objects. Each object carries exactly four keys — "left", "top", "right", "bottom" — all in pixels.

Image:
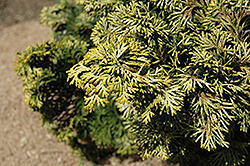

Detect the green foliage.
[
  {"left": 68, "top": 0, "right": 250, "bottom": 165},
  {"left": 75, "top": 0, "right": 120, "bottom": 17},
  {"left": 15, "top": 0, "right": 137, "bottom": 163},
  {"left": 15, "top": 36, "right": 137, "bottom": 161},
  {"left": 40, "top": 0, "right": 97, "bottom": 41},
  {"left": 89, "top": 98, "right": 138, "bottom": 155}
]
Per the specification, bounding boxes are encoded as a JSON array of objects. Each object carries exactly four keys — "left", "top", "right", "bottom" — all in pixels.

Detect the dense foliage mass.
[
  {"left": 16, "top": 0, "right": 250, "bottom": 165},
  {"left": 68, "top": 0, "right": 250, "bottom": 165}
]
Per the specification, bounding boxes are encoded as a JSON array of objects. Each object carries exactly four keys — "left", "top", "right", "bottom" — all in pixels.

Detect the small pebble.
[{"left": 58, "top": 157, "right": 62, "bottom": 163}]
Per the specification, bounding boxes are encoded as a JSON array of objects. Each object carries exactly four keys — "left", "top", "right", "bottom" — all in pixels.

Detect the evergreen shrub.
[{"left": 15, "top": 0, "right": 250, "bottom": 165}]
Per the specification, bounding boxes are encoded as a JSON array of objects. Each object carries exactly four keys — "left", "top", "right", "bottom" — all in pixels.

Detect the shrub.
[
  {"left": 15, "top": 0, "right": 250, "bottom": 165},
  {"left": 67, "top": 0, "right": 250, "bottom": 165}
]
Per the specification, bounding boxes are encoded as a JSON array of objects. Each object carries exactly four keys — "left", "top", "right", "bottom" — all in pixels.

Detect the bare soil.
[{"left": 0, "top": 1, "right": 177, "bottom": 166}]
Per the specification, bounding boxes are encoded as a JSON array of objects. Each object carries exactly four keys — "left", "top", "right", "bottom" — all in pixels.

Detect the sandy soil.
[{"left": 0, "top": 1, "right": 176, "bottom": 166}]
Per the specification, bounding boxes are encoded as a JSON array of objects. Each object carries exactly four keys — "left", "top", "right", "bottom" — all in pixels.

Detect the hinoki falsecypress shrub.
[
  {"left": 67, "top": 0, "right": 250, "bottom": 165},
  {"left": 15, "top": 0, "right": 250, "bottom": 165}
]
